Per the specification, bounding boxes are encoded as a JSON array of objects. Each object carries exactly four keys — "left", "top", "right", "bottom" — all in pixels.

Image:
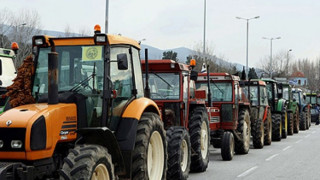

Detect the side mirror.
[
  {"left": 190, "top": 70, "right": 198, "bottom": 81},
  {"left": 293, "top": 98, "right": 296, "bottom": 102},
  {"left": 277, "top": 93, "right": 282, "bottom": 99},
  {"left": 117, "top": 53, "right": 128, "bottom": 70}
]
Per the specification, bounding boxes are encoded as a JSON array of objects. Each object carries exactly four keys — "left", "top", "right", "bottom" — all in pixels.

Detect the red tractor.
[
  {"left": 195, "top": 72, "right": 251, "bottom": 161},
  {"left": 141, "top": 58, "right": 210, "bottom": 179}
]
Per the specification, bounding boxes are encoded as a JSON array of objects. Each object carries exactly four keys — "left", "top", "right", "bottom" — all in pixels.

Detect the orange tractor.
[
  {"left": 141, "top": 58, "right": 210, "bottom": 179},
  {"left": 0, "top": 26, "right": 167, "bottom": 179}
]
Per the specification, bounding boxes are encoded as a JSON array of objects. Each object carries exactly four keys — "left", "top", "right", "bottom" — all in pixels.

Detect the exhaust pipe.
[
  {"left": 48, "top": 52, "right": 59, "bottom": 104},
  {"left": 144, "top": 48, "right": 150, "bottom": 98},
  {"left": 206, "top": 65, "right": 212, "bottom": 107}
]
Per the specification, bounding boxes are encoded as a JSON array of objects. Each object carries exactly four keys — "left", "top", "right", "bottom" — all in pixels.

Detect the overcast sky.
[{"left": 2, "top": 0, "right": 320, "bottom": 67}]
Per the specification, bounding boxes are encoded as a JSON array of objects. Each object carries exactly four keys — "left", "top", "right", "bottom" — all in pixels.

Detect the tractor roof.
[
  {"left": 141, "top": 59, "right": 190, "bottom": 72},
  {"left": 242, "top": 79, "right": 266, "bottom": 86},
  {"left": 261, "top": 78, "right": 277, "bottom": 83},
  {"left": 0, "top": 48, "right": 15, "bottom": 58},
  {"left": 33, "top": 34, "right": 140, "bottom": 49},
  {"left": 197, "top": 72, "right": 240, "bottom": 81}
]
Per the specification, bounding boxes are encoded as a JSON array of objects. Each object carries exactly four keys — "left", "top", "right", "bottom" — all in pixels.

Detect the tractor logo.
[
  {"left": 6, "top": 120, "right": 12, "bottom": 127},
  {"left": 86, "top": 47, "right": 98, "bottom": 60}
]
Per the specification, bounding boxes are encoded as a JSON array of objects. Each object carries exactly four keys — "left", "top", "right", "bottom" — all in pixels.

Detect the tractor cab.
[{"left": 0, "top": 43, "right": 19, "bottom": 114}]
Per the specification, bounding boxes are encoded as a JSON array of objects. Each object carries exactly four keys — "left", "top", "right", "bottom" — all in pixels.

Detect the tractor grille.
[
  {"left": 220, "top": 104, "right": 233, "bottom": 122},
  {"left": 210, "top": 116, "right": 220, "bottom": 123},
  {"left": 0, "top": 128, "right": 26, "bottom": 151}
]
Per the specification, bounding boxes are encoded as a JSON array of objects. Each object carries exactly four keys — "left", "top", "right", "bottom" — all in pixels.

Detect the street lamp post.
[
  {"left": 236, "top": 16, "right": 259, "bottom": 80},
  {"left": 262, "top": 36, "right": 281, "bottom": 78},
  {"left": 105, "top": 0, "right": 109, "bottom": 33},
  {"left": 286, "top": 49, "right": 292, "bottom": 74}
]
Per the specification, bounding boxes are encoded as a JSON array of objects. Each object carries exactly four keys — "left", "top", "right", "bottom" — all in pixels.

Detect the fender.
[
  {"left": 77, "top": 127, "right": 126, "bottom": 175},
  {"left": 122, "top": 97, "right": 160, "bottom": 119},
  {"left": 276, "top": 99, "right": 286, "bottom": 112},
  {"left": 262, "top": 106, "right": 268, "bottom": 121}
]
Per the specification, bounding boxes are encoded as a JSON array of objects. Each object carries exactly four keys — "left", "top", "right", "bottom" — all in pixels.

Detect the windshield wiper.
[{"left": 151, "top": 72, "right": 173, "bottom": 88}]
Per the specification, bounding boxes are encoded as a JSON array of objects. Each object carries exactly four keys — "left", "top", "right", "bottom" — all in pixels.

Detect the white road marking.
[
  {"left": 305, "top": 134, "right": 311, "bottom": 138},
  {"left": 237, "top": 166, "right": 258, "bottom": 178},
  {"left": 283, "top": 146, "right": 292, "bottom": 151},
  {"left": 266, "top": 154, "right": 279, "bottom": 161},
  {"left": 296, "top": 140, "right": 302, "bottom": 143}
]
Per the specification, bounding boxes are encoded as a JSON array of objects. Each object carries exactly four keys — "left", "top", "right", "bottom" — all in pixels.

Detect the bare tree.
[
  {"left": 0, "top": 8, "right": 13, "bottom": 48},
  {"left": 7, "top": 9, "right": 42, "bottom": 67},
  {"left": 78, "top": 26, "right": 91, "bottom": 37},
  {"left": 64, "top": 24, "right": 74, "bottom": 37}
]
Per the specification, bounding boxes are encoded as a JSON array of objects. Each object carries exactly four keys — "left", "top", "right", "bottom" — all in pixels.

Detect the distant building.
[{"left": 289, "top": 71, "right": 308, "bottom": 86}]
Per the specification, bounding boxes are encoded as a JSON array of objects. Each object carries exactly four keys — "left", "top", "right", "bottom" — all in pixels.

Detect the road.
[{"left": 190, "top": 123, "right": 320, "bottom": 180}]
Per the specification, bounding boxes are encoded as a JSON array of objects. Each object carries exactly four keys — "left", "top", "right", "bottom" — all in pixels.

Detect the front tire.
[
  {"left": 300, "top": 111, "right": 307, "bottom": 131},
  {"left": 272, "top": 114, "right": 282, "bottom": 141},
  {"left": 235, "top": 109, "right": 250, "bottom": 154},
  {"left": 264, "top": 111, "right": 272, "bottom": 145},
  {"left": 188, "top": 107, "right": 210, "bottom": 172},
  {"left": 60, "top": 145, "right": 115, "bottom": 180},
  {"left": 252, "top": 119, "right": 264, "bottom": 149},
  {"left": 221, "top": 131, "right": 234, "bottom": 161},
  {"left": 287, "top": 111, "right": 294, "bottom": 135},
  {"left": 132, "top": 112, "right": 167, "bottom": 180},
  {"left": 166, "top": 127, "right": 191, "bottom": 180}
]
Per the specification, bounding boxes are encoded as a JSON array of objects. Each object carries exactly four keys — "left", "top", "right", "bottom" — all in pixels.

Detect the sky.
[{"left": 2, "top": 0, "right": 320, "bottom": 68}]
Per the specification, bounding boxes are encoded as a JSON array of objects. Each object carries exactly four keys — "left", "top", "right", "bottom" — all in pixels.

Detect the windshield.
[
  {"left": 266, "top": 83, "right": 273, "bottom": 101},
  {"left": 282, "top": 87, "right": 289, "bottom": 100},
  {"left": 318, "top": 97, "right": 320, "bottom": 105},
  {"left": 306, "top": 96, "right": 317, "bottom": 104},
  {"left": 32, "top": 45, "right": 104, "bottom": 96},
  {"left": 293, "top": 92, "right": 299, "bottom": 102},
  {"left": 143, "top": 73, "right": 180, "bottom": 100},
  {"left": 248, "top": 86, "right": 259, "bottom": 106},
  {"left": 196, "top": 81, "right": 232, "bottom": 102}
]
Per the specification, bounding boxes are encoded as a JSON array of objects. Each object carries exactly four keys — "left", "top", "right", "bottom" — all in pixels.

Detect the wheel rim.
[
  {"left": 200, "top": 121, "right": 209, "bottom": 159},
  {"left": 147, "top": 131, "right": 164, "bottom": 180},
  {"left": 230, "top": 134, "right": 234, "bottom": 156},
  {"left": 91, "top": 164, "right": 110, "bottom": 180},
  {"left": 180, "top": 139, "right": 189, "bottom": 172}
]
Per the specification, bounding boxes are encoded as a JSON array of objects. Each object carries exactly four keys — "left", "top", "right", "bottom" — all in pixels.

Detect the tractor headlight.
[
  {"left": 11, "top": 140, "right": 23, "bottom": 149},
  {"left": 34, "top": 38, "right": 44, "bottom": 46},
  {"left": 0, "top": 140, "right": 3, "bottom": 148},
  {"left": 94, "top": 33, "right": 107, "bottom": 45}
]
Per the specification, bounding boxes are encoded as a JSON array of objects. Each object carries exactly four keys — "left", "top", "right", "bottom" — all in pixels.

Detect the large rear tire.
[
  {"left": 166, "top": 127, "right": 191, "bottom": 180},
  {"left": 132, "top": 112, "right": 167, "bottom": 180},
  {"left": 60, "top": 145, "right": 115, "bottom": 180},
  {"left": 235, "top": 109, "right": 250, "bottom": 154},
  {"left": 272, "top": 114, "right": 282, "bottom": 141},
  {"left": 281, "top": 111, "right": 288, "bottom": 139},
  {"left": 188, "top": 107, "right": 210, "bottom": 172},
  {"left": 287, "top": 111, "right": 294, "bottom": 135},
  {"left": 221, "top": 131, "right": 234, "bottom": 161},
  {"left": 293, "top": 108, "right": 300, "bottom": 133},
  {"left": 252, "top": 119, "right": 264, "bottom": 149},
  {"left": 264, "top": 111, "right": 272, "bottom": 145}
]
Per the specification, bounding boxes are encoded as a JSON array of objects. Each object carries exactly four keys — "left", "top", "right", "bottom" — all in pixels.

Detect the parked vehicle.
[
  {"left": 278, "top": 83, "right": 299, "bottom": 135},
  {"left": 241, "top": 79, "right": 272, "bottom": 148},
  {"left": 262, "top": 78, "right": 288, "bottom": 141},
  {"left": 0, "top": 25, "right": 167, "bottom": 179},
  {"left": 306, "top": 93, "right": 320, "bottom": 124},
  {"left": 196, "top": 72, "right": 251, "bottom": 161},
  {"left": 292, "top": 88, "right": 311, "bottom": 130},
  {"left": 142, "top": 59, "right": 210, "bottom": 179}
]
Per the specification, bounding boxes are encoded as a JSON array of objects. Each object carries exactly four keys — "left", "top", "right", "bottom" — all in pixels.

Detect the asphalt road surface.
[{"left": 189, "top": 123, "right": 320, "bottom": 180}]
